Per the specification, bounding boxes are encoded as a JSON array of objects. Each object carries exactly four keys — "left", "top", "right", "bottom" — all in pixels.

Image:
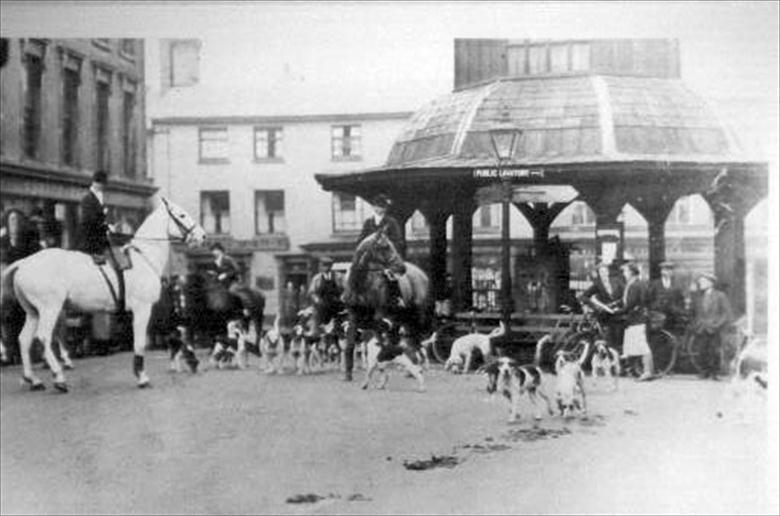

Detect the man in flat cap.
[
  {"left": 308, "top": 256, "right": 344, "bottom": 338},
  {"left": 648, "top": 261, "right": 687, "bottom": 334},
  {"left": 691, "top": 273, "right": 733, "bottom": 380}
]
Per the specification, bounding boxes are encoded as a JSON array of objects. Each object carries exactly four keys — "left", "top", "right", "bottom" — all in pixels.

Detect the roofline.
[
  {"left": 315, "top": 159, "right": 768, "bottom": 190},
  {"left": 152, "top": 111, "right": 414, "bottom": 126}
]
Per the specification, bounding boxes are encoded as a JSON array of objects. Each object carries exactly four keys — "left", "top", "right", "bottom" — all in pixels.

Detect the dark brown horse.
[{"left": 342, "top": 229, "right": 432, "bottom": 380}]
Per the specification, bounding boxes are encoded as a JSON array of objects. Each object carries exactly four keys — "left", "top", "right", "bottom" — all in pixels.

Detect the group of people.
[{"left": 580, "top": 259, "right": 734, "bottom": 381}]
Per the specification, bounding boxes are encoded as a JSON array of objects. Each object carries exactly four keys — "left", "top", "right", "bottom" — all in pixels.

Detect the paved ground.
[{"left": 1, "top": 350, "right": 777, "bottom": 515}]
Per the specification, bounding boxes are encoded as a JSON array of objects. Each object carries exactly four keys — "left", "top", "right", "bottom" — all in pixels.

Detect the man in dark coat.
[
  {"left": 357, "top": 194, "right": 405, "bottom": 258},
  {"left": 691, "top": 273, "right": 733, "bottom": 380},
  {"left": 307, "top": 256, "right": 344, "bottom": 338},
  {"left": 77, "top": 170, "right": 112, "bottom": 257},
  {"left": 647, "top": 261, "right": 687, "bottom": 332}
]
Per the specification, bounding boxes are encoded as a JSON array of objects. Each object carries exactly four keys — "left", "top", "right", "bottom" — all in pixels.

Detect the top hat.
[{"left": 92, "top": 170, "right": 108, "bottom": 184}]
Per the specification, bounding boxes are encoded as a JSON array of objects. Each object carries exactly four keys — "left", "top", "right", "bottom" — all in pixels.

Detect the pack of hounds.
[
  {"left": 169, "top": 307, "right": 432, "bottom": 392},
  {"left": 166, "top": 312, "right": 767, "bottom": 424}
]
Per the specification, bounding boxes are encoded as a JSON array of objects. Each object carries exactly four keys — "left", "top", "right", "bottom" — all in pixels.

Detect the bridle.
[{"left": 161, "top": 197, "right": 197, "bottom": 242}]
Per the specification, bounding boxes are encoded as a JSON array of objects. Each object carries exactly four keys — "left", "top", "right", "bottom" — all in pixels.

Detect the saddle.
[{"left": 92, "top": 245, "right": 133, "bottom": 314}]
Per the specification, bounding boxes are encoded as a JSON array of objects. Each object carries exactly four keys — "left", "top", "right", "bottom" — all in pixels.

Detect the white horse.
[{"left": 0, "top": 197, "right": 206, "bottom": 391}]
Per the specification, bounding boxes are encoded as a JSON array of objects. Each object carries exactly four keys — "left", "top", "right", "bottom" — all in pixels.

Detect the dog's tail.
[
  {"left": 577, "top": 339, "right": 591, "bottom": 367},
  {"left": 534, "top": 333, "right": 554, "bottom": 367}
]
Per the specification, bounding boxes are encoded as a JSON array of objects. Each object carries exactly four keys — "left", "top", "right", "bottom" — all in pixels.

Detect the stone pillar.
[
  {"left": 451, "top": 196, "right": 476, "bottom": 311},
  {"left": 701, "top": 167, "right": 767, "bottom": 318},
  {"left": 514, "top": 202, "right": 571, "bottom": 253},
  {"left": 574, "top": 183, "right": 628, "bottom": 266},
  {"left": 421, "top": 207, "right": 450, "bottom": 302},
  {"left": 629, "top": 189, "right": 679, "bottom": 280}
]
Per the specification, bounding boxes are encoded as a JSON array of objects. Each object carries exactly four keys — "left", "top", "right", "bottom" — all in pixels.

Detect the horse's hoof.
[
  {"left": 30, "top": 382, "right": 46, "bottom": 391},
  {"left": 138, "top": 381, "right": 152, "bottom": 389},
  {"left": 54, "top": 382, "right": 69, "bottom": 393},
  {"left": 63, "top": 363, "right": 75, "bottom": 371}
]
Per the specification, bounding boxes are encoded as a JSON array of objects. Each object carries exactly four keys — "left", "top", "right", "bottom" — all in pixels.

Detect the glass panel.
[
  {"left": 200, "top": 128, "right": 228, "bottom": 159},
  {"left": 571, "top": 43, "right": 590, "bottom": 71},
  {"left": 255, "top": 191, "right": 286, "bottom": 234},
  {"left": 549, "top": 44, "right": 569, "bottom": 72},
  {"left": 201, "top": 191, "right": 230, "bottom": 234},
  {"left": 528, "top": 46, "right": 547, "bottom": 74}
]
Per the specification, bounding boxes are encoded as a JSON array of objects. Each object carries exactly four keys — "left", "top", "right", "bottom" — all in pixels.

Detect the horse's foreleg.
[
  {"left": 18, "top": 313, "right": 44, "bottom": 390},
  {"left": 132, "top": 305, "right": 152, "bottom": 388}
]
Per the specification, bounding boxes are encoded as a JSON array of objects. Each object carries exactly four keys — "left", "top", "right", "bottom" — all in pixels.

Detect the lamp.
[{"left": 488, "top": 114, "right": 522, "bottom": 350}]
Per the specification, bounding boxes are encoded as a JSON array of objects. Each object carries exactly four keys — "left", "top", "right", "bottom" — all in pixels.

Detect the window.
[
  {"left": 61, "top": 65, "right": 80, "bottom": 166},
  {"left": 331, "top": 125, "right": 361, "bottom": 159},
  {"left": 23, "top": 54, "right": 43, "bottom": 159},
  {"left": 200, "top": 191, "right": 230, "bottom": 234},
  {"left": 170, "top": 40, "right": 200, "bottom": 87},
  {"left": 410, "top": 211, "right": 428, "bottom": 233},
  {"left": 255, "top": 190, "right": 286, "bottom": 234},
  {"left": 670, "top": 197, "right": 691, "bottom": 225},
  {"left": 571, "top": 43, "right": 590, "bottom": 71},
  {"left": 549, "top": 44, "right": 569, "bottom": 73},
  {"left": 528, "top": 45, "right": 547, "bottom": 74},
  {"left": 570, "top": 202, "right": 595, "bottom": 226},
  {"left": 198, "top": 127, "right": 229, "bottom": 162},
  {"left": 123, "top": 88, "right": 136, "bottom": 177},
  {"left": 506, "top": 45, "right": 527, "bottom": 76},
  {"left": 477, "top": 205, "right": 498, "bottom": 229},
  {"left": 332, "top": 192, "right": 364, "bottom": 232},
  {"left": 95, "top": 76, "right": 111, "bottom": 172},
  {"left": 253, "top": 127, "right": 283, "bottom": 160}
]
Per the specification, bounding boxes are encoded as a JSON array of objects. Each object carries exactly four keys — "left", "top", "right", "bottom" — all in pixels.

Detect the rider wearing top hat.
[
  {"left": 347, "top": 194, "right": 406, "bottom": 308},
  {"left": 77, "top": 170, "right": 113, "bottom": 258}
]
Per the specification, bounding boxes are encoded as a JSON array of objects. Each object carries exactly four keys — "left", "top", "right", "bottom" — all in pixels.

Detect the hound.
[
  {"left": 288, "top": 323, "right": 310, "bottom": 375},
  {"left": 361, "top": 322, "right": 425, "bottom": 392},
  {"left": 167, "top": 325, "right": 199, "bottom": 373},
  {"left": 482, "top": 357, "right": 555, "bottom": 423},
  {"left": 207, "top": 319, "right": 250, "bottom": 370},
  {"left": 260, "top": 314, "right": 285, "bottom": 374},
  {"left": 589, "top": 338, "right": 621, "bottom": 391},
  {"left": 444, "top": 321, "right": 506, "bottom": 374},
  {"left": 553, "top": 341, "right": 591, "bottom": 418}
]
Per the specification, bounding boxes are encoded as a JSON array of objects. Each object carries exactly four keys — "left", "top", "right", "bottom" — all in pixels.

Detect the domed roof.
[{"left": 385, "top": 75, "right": 746, "bottom": 168}]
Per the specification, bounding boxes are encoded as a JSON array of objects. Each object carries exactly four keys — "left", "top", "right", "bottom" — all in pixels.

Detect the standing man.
[
  {"left": 78, "top": 170, "right": 113, "bottom": 261},
  {"left": 614, "top": 262, "right": 654, "bottom": 381},
  {"left": 691, "top": 273, "right": 733, "bottom": 380},
  {"left": 648, "top": 261, "right": 687, "bottom": 333},
  {"left": 307, "top": 257, "right": 344, "bottom": 337}
]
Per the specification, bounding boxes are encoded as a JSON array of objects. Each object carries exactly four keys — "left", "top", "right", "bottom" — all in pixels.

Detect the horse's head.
[
  {"left": 160, "top": 197, "right": 206, "bottom": 246},
  {"left": 355, "top": 229, "right": 404, "bottom": 273}
]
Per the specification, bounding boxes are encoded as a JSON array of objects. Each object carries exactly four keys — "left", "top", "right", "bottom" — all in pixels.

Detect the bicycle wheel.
[
  {"left": 685, "top": 333, "right": 707, "bottom": 374},
  {"left": 648, "top": 329, "right": 678, "bottom": 377}
]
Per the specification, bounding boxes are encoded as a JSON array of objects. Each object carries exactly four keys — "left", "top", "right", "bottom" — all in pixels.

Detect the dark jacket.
[
  {"left": 693, "top": 289, "right": 733, "bottom": 335},
  {"left": 648, "top": 279, "right": 686, "bottom": 317},
  {"left": 213, "top": 255, "right": 240, "bottom": 288},
  {"left": 77, "top": 190, "right": 110, "bottom": 255},
  {"left": 358, "top": 215, "right": 405, "bottom": 258},
  {"left": 615, "top": 278, "right": 649, "bottom": 327},
  {"left": 581, "top": 275, "right": 624, "bottom": 311}
]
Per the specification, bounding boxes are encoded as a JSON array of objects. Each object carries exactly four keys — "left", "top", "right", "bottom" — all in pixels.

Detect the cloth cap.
[{"left": 371, "top": 194, "right": 392, "bottom": 208}]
